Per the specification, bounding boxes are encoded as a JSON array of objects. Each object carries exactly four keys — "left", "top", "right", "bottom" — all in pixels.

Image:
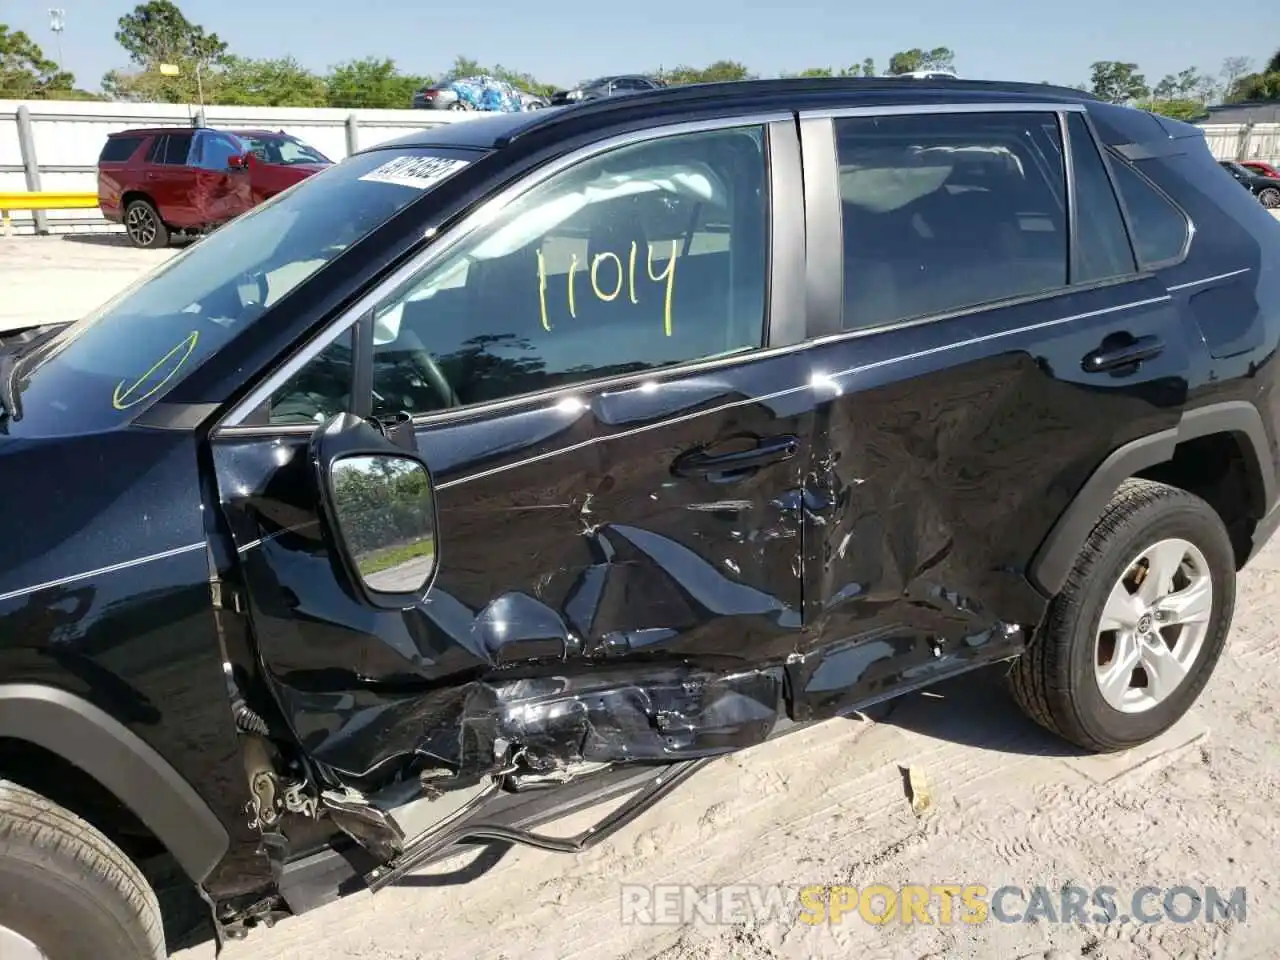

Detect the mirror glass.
[{"left": 329, "top": 453, "right": 437, "bottom": 594}]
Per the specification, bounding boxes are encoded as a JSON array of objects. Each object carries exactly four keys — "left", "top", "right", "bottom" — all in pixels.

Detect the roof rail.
[{"left": 498, "top": 76, "right": 1099, "bottom": 145}]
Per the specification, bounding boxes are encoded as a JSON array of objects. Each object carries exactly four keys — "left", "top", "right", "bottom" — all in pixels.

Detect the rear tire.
[
  {"left": 1008, "top": 479, "right": 1235, "bottom": 752},
  {"left": 0, "top": 780, "right": 165, "bottom": 959},
  {"left": 1260, "top": 187, "right": 1280, "bottom": 209},
  {"left": 124, "top": 199, "right": 169, "bottom": 249}
]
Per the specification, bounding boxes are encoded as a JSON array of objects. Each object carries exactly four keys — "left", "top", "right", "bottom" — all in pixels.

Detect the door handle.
[
  {"left": 672, "top": 434, "right": 799, "bottom": 481},
  {"left": 1081, "top": 334, "right": 1164, "bottom": 374}
]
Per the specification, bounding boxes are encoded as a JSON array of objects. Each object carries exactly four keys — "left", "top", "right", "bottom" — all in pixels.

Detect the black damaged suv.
[{"left": 1, "top": 78, "right": 1278, "bottom": 956}]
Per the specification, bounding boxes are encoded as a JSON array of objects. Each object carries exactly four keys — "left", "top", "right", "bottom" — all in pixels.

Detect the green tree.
[
  {"left": 1088, "top": 61, "right": 1149, "bottom": 104},
  {"left": 860, "top": 57, "right": 876, "bottom": 77},
  {"left": 1226, "top": 49, "right": 1280, "bottom": 102},
  {"left": 1220, "top": 55, "right": 1253, "bottom": 100},
  {"left": 325, "top": 57, "right": 427, "bottom": 108},
  {"left": 216, "top": 56, "right": 327, "bottom": 107},
  {"left": 114, "top": 0, "right": 227, "bottom": 66},
  {"left": 105, "top": 1, "right": 228, "bottom": 103},
  {"left": 443, "top": 55, "right": 484, "bottom": 80},
  {"left": 1138, "top": 99, "right": 1209, "bottom": 122},
  {"left": 655, "top": 60, "right": 753, "bottom": 85},
  {"left": 441, "top": 56, "right": 554, "bottom": 96},
  {"left": 887, "top": 47, "right": 955, "bottom": 74},
  {"left": 1152, "top": 74, "right": 1178, "bottom": 100},
  {"left": 0, "top": 24, "right": 81, "bottom": 98}
]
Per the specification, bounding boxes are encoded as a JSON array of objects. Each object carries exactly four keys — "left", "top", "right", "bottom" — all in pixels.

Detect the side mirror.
[
  {"left": 311, "top": 414, "right": 438, "bottom": 606},
  {"left": 228, "top": 153, "right": 249, "bottom": 170}
]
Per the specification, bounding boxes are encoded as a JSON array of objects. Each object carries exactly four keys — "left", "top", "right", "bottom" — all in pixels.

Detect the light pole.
[{"left": 48, "top": 9, "right": 66, "bottom": 72}]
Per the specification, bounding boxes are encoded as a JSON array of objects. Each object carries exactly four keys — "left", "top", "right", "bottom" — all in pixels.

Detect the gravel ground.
[{"left": 5, "top": 229, "right": 1280, "bottom": 960}]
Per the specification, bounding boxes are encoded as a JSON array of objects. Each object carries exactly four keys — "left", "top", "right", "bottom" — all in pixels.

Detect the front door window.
[{"left": 267, "top": 125, "right": 770, "bottom": 423}]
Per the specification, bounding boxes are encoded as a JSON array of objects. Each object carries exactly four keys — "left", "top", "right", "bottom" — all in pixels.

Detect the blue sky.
[{"left": 5, "top": 0, "right": 1277, "bottom": 92}]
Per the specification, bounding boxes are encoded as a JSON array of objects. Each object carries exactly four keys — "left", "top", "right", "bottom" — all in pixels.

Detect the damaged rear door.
[
  {"left": 210, "top": 113, "right": 812, "bottom": 805},
  {"left": 789, "top": 104, "right": 1189, "bottom": 719}
]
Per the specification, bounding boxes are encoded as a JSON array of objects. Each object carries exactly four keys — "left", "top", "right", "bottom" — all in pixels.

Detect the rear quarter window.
[
  {"left": 99, "top": 136, "right": 144, "bottom": 163},
  {"left": 1106, "top": 155, "right": 1191, "bottom": 267}
]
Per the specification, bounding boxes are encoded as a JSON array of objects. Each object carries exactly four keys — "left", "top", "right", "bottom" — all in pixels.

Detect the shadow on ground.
[
  {"left": 59, "top": 232, "right": 196, "bottom": 249},
  {"left": 58, "top": 232, "right": 132, "bottom": 247},
  {"left": 866, "top": 663, "right": 1091, "bottom": 759}
]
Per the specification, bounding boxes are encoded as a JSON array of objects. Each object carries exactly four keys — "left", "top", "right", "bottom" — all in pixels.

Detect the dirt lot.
[{"left": 6, "top": 232, "right": 1280, "bottom": 960}]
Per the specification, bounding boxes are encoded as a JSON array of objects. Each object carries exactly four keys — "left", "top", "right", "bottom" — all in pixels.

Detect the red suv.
[{"left": 97, "top": 126, "right": 332, "bottom": 248}]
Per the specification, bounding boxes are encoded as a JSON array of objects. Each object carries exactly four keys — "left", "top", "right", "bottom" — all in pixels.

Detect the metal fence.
[
  {"left": 0, "top": 99, "right": 475, "bottom": 234},
  {"left": 1197, "top": 122, "right": 1280, "bottom": 166}
]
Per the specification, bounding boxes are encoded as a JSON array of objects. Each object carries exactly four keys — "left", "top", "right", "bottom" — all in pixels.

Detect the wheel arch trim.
[
  {"left": 0, "top": 683, "right": 229, "bottom": 884},
  {"left": 1029, "top": 400, "right": 1276, "bottom": 595}
]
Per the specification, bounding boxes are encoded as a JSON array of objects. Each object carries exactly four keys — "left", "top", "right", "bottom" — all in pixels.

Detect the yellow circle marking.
[{"left": 111, "top": 330, "right": 200, "bottom": 411}]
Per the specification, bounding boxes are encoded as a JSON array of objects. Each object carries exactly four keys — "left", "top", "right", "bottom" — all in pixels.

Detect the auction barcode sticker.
[{"left": 358, "top": 155, "right": 470, "bottom": 190}]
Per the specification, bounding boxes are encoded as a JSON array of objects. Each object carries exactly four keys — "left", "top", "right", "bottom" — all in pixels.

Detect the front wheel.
[
  {"left": 0, "top": 781, "right": 165, "bottom": 959},
  {"left": 1259, "top": 187, "right": 1280, "bottom": 208},
  {"left": 1008, "top": 478, "right": 1236, "bottom": 752}
]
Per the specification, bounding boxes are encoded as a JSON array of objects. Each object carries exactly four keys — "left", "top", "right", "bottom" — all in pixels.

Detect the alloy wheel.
[
  {"left": 126, "top": 204, "right": 157, "bottom": 246},
  {"left": 1261, "top": 188, "right": 1280, "bottom": 208},
  {"left": 0, "top": 925, "right": 49, "bottom": 960},
  {"left": 1094, "top": 537, "right": 1213, "bottom": 714}
]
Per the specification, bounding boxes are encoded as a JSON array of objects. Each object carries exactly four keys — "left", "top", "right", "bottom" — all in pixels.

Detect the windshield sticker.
[
  {"left": 357, "top": 155, "right": 470, "bottom": 190},
  {"left": 111, "top": 330, "right": 199, "bottom": 411},
  {"left": 536, "top": 239, "right": 678, "bottom": 336}
]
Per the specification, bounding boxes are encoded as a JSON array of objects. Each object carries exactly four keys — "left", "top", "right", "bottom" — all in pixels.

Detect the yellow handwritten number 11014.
[{"left": 536, "top": 239, "right": 678, "bottom": 336}]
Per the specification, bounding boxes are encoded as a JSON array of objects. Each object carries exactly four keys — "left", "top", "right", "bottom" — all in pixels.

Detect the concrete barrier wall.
[
  {"left": 1197, "top": 122, "right": 1280, "bottom": 165},
  {"left": 0, "top": 99, "right": 478, "bottom": 234}
]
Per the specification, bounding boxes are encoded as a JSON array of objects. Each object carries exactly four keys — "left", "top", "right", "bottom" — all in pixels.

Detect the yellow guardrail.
[{"left": 0, "top": 191, "right": 100, "bottom": 232}]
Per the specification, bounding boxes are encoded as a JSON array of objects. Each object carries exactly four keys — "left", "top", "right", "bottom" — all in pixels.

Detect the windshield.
[
  {"left": 16, "top": 146, "right": 478, "bottom": 431},
  {"left": 238, "top": 134, "right": 331, "bottom": 165}
]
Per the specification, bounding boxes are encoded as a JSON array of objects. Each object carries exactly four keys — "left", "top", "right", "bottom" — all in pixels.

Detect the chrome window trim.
[
  {"left": 798, "top": 100, "right": 1088, "bottom": 121},
  {"left": 219, "top": 110, "right": 793, "bottom": 431}
]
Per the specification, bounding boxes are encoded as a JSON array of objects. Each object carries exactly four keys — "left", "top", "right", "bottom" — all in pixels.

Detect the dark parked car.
[
  {"left": 97, "top": 126, "right": 332, "bottom": 247},
  {"left": 549, "top": 73, "right": 662, "bottom": 105},
  {"left": 5, "top": 77, "right": 1280, "bottom": 956},
  {"left": 1218, "top": 159, "right": 1280, "bottom": 208}
]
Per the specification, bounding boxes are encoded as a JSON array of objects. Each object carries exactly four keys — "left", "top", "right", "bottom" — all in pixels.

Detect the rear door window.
[
  {"left": 836, "top": 111, "right": 1068, "bottom": 331},
  {"left": 161, "top": 133, "right": 194, "bottom": 165}
]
